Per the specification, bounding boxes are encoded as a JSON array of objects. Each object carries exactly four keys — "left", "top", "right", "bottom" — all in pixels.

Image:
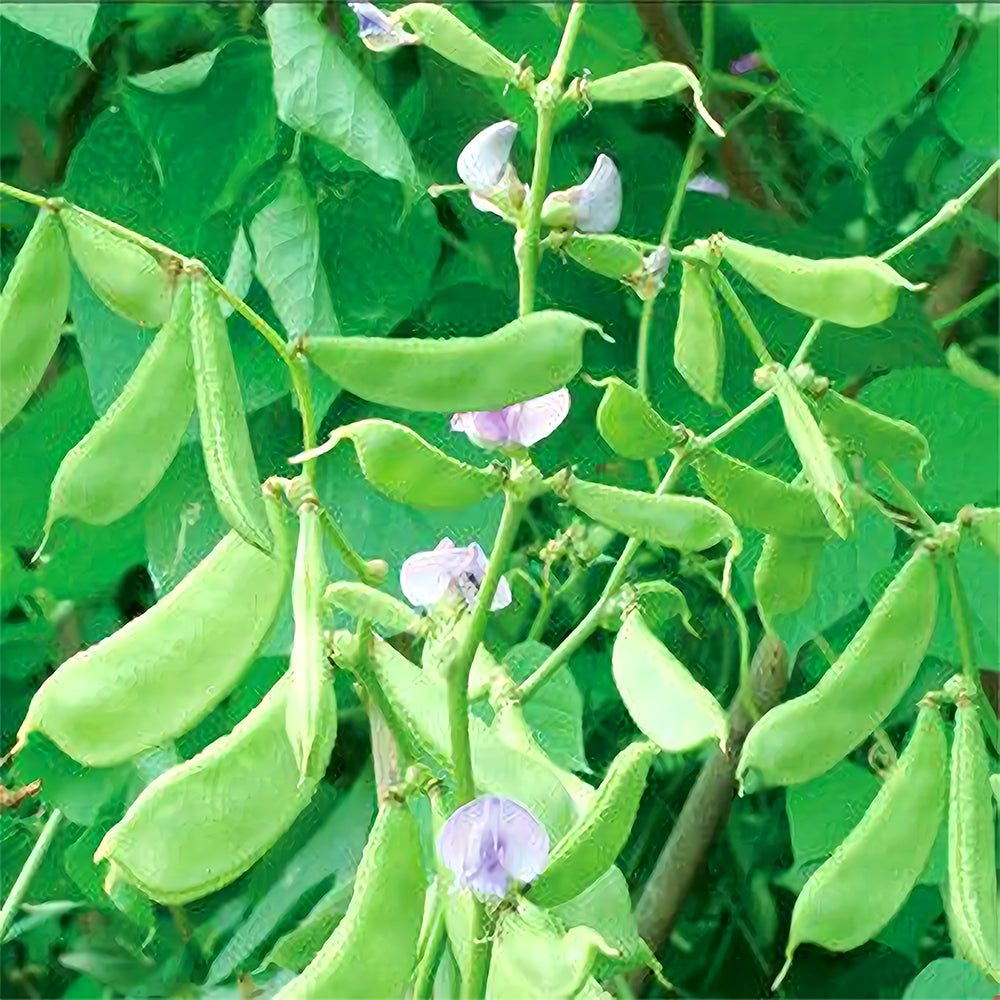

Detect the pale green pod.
[
  {"left": 190, "top": 267, "right": 272, "bottom": 552},
  {"left": 719, "top": 236, "right": 921, "bottom": 328},
  {"left": 965, "top": 507, "right": 1000, "bottom": 559},
  {"left": 754, "top": 532, "right": 825, "bottom": 624},
  {"left": 294, "top": 419, "right": 503, "bottom": 509},
  {"left": 592, "top": 376, "right": 682, "bottom": 460},
  {"left": 16, "top": 490, "right": 292, "bottom": 767},
  {"left": 737, "top": 544, "right": 938, "bottom": 791},
  {"left": 563, "top": 235, "right": 645, "bottom": 281},
  {"left": 393, "top": 4, "right": 518, "bottom": 81},
  {"left": 528, "top": 740, "right": 659, "bottom": 908},
  {"left": 674, "top": 263, "right": 726, "bottom": 409},
  {"left": 286, "top": 501, "right": 334, "bottom": 785},
  {"left": 773, "top": 704, "right": 947, "bottom": 988},
  {"left": 771, "top": 366, "right": 852, "bottom": 539},
  {"left": 947, "top": 698, "right": 999, "bottom": 977},
  {"left": 819, "top": 391, "right": 929, "bottom": 474},
  {"left": 45, "top": 278, "right": 195, "bottom": 531},
  {"left": 274, "top": 801, "right": 426, "bottom": 1000},
  {"left": 325, "top": 581, "right": 421, "bottom": 635},
  {"left": 95, "top": 669, "right": 338, "bottom": 904},
  {"left": 306, "top": 310, "right": 601, "bottom": 412},
  {"left": 552, "top": 471, "right": 740, "bottom": 554},
  {"left": 61, "top": 207, "right": 173, "bottom": 327},
  {"left": 0, "top": 207, "right": 70, "bottom": 428},
  {"left": 946, "top": 343, "right": 1000, "bottom": 401}
]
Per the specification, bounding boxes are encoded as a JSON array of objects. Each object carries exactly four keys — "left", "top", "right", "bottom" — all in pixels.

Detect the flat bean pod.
[
  {"left": 737, "top": 544, "right": 938, "bottom": 791},
  {"left": 17, "top": 490, "right": 291, "bottom": 767},
  {"left": 563, "top": 235, "right": 645, "bottom": 281},
  {"left": 325, "top": 581, "right": 421, "bottom": 635},
  {"left": 45, "top": 278, "right": 196, "bottom": 530},
  {"left": 61, "top": 206, "right": 174, "bottom": 328},
  {"left": 947, "top": 697, "right": 999, "bottom": 978},
  {"left": 774, "top": 703, "right": 947, "bottom": 988},
  {"left": 694, "top": 448, "right": 832, "bottom": 539},
  {"left": 0, "top": 207, "right": 70, "bottom": 429},
  {"left": 95, "top": 669, "right": 338, "bottom": 904},
  {"left": 819, "top": 391, "right": 930, "bottom": 474},
  {"left": 274, "top": 800, "right": 426, "bottom": 1000},
  {"left": 591, "top": 376, "right": 682, "bottom": 460},
  {"left": 306, "top": 310, "right": 600, "bottom": 412},
  {"left": 190, "top": 267, "right": 272, "bottom": 552},
  {"left": 674, "top": 263, "right": 726, "bottom": 409},
  {"left": 528, "top": 740, "right": 659, "bottom": 908},
  {"left": 718, "top": 236, "right": 920, "bottom": 329}
]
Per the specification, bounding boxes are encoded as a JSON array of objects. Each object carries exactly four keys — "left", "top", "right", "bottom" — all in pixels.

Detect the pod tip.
[{"left": 771, "top": 952, "right": 793, "bottom": 992}]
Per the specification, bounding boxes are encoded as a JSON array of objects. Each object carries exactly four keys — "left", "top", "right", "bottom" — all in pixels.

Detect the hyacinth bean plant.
[{"left": 1, "top": 2, "right": 998, "bottom": 999}]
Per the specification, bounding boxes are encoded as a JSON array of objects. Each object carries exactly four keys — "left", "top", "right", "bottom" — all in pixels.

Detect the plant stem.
[
  {"left": 874, "top": 461, "right": 938, "bottom": 535},
  {"left": 413, "top": 904, "right": 447, "bottom": 1000},
  {"left": 462, "top": 902, "right": 494, "bottom": 1000},
  {"left": 933, "top": 281, "right": 1000, "bottom": 329},
  {"left": 698, "top": 389, "right": 775, "bottom": 449},
  {"left": 318, "top": 507, "right": 384, "bottom": 586},
  {"left": 946, "top": 556, "right": 980, "bottom": 689},
  {"left": 354, "top": 630, "right": 418, "bottom": 769},
  {"left": 712, "top": 271, "right": 774, "bottom": 365},
  {"left": 0, "top": 808, "right": 63, "bottom": 943},
  {"left": 0, "top": 181, "right": 47, "bottom": 208},
  {"left": 789, "top": 318, "right": 824, "bottom": 369},
  {"left": 517, "top": 452, "right": 687, "bottom": 704},
  {"left": 287, "top": 355, "right": 318, "bottom": 484},
  {"left": 206, "top": 272, "right": 289, "bottom": 362}
]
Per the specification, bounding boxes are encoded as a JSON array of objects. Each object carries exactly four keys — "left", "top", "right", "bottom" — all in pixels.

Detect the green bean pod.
[
  {"left": 737, "top": 543, "right": 938, "bottom": 791},
  {"left": 44, "top": 278, "right": 196, "bottom": 531},
  {"left": 773, "top": 702, "right": 947, "bottom": 989},
  {"left": 306, "top": 310, "right": 600, "bottom": 412},
  {"left": 95, "top": 668, "right": 338, "bottom": 904},
  {"left": 190, "top": 267, "right": 272, "bottom": 552},
  {"left": 718, "top": 236, "right": 920, "bottom": 329},
  {"left": 563, "top": 235, "right": 645, "bottom": 281},
  {"left": 274, "top": 800, "right": 427, "bottom": 1000},
  {"left": 754, "top": 532, "right": 825, "bottom": 623},
  {"left": 393, "top": 3, "right": 518, "bottom": 82},
  {"left": 552, "top": 471, "right": 740, "bottom": 554},
  {"left": 963, "top": 506, "right": 1000, "bottom": 559},
  {"left": 16, "top": 489, "right": 291, "bottom": 767},
  {"left": 694, "top": 448, "right": 832, "bottom": 539},
  {"left": 947, "top": 697, "right": 999, "bottom": 977},
  {"left": 674, "top": 263, "right": 726, "bottom": 409},
  {"left": 528, "top": 740, "right": 659, "bottom": 908},
  {"left": 0, "top": 207, "right": 70, "bottom": 429},
  {"left": 297, "top": 419, "right": 503, "bottom": 508},
  {"left": 325, "top": 581, "right": 422, "bottom": 636},
  {"left": 592, "top": 375, "right": 682, "bottom": 460},
  {"left": 287, "top": 500, "right": 334, "bottom": 785},
  {"left": 819, "top": 391, "right": 930, "bottom": 474},
  {"left": 61, "top": 207, "right": 174, "bottom": 328}
]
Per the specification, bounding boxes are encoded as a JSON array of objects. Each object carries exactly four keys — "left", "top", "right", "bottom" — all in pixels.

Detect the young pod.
[
  {"left": 274, "top": 800, "right": 427, "bottom": 1000},
  {"left": 582, "top": 62, "right": 725, "bottom": 137},
  {"left": 286, "top": 500, "right": 334, "bottom": 786},
  {"left": 693, "top": 448, "right": 832, "bottom": 539},
  {"left": 947, "top": 697, "right": 999, "bottom": 976},
  {"left": 95, "top": 669, "right": 338, "bottom": 904},
  {"left": 736, "top": 544, "right": 938, "bottom": 791},
  {"left": 773, "top": 702, "right": 947, "bottom": 989},
  {"left": 674, "top": 263, "right": 726, "bottom": 409},
  {"left": 552, "top": 471, "right": 740, "bottom": 555},
  {"left": 819, "top": 391, "right": 930, "bottom": 475},
  {"left": 612, "top": 609, "right": 727, "bottom": 753},
  {"left": 393, "top": 4, "right": 519, "bottom": 82},
  {"left": 0, "top": 207, "right": 70, "bottom": 428},
  {"left": 962, "top": 506, "right": 1000, "bottom": 559},
  {"left": 292, "top": 419, "right": 503, "bottom": 509},
  {"left": 61, "top": 207, "right": 174, "bottom": 328},
  {"left": 528, "top": 740, "right": 658, "bottom": 909},
  {"left": 306, "top": 310, "right": 601, "bottom": 412},
  {"left": 190, "top": 266, "right": 272, "bottom": 552},
  {"left": 718, "top": 236, "right": 922, "bottom": 329},
  {"left": 325, "top": 581, "right": 422, "bottom": 636},
  {"left": 16, "top": 490, "right": 291, "bottom": 767},
  {"left": 562, "top": 234, "right": 645, "bottom": 281},
  {"left": 44, "top": 278, "right": 196, "bottom": 531},
  {"left": 591, "top": 375, "right": 683, "bottom": 460}
]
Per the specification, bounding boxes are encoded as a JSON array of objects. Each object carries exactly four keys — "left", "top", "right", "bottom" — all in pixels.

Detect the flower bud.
[
  {"left": 347, "top": 2, "right": 418, "bottom": 50},
  {"left": 541, "top": 154, "right": 621, "bottom": 234},
  {"left": 628, "top": 244, "right": 671, "bottom": 301}
]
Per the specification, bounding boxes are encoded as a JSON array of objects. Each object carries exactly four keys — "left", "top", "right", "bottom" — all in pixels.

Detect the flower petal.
[
  {"left": 570, "top": 154, "right": 622, "bottom": 233},
  {"left": 400, "top": 538, "right": 478, "bottom": 608},
  {"left": 347, "top": 1, "right": 417, "bottom": 50},
  {"left": 491, "top": 574, "right": 513, "bottom": 611},
  {"left": 685, "top": 173, "right": 730, "bottom": 198},
  {"left": 495, "top": 796, "right": 550, "bottom": 883},
  {"left": 505, "top": 388, "right": 571, "bottom": 447},
  {"left": 451, "top": 409, "right": 513, "bottom": 446},
  {"left": 457, "top": 121, "right": 518, "bottom": 194}
]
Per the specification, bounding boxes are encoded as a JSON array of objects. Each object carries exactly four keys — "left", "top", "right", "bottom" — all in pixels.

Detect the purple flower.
[
  {"left": 730, "top": 52, "right": 763, "bottom": 76},
  {"left": 450, "top": 388, "right": 570, "bottom": 450},
  {"left": 437, "top": 795, "right": 550, "bottom": 899},
  {"left": 400, "top": 538, "right": 513, "bottom": 612},
  {"left": 685, "top": 173, "right": 730, "bottom": 199},
  {"left": 457, "top": 121, "right": 523, "bottom": 218},
  {"left": 347, "top": 2, "right": 417, "bottom": 51}
]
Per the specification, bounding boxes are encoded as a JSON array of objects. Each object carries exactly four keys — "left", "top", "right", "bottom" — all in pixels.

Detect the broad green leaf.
[
  {"left": 1, "top": 2, "right": 97, "bottom": 65},
  {"left": 956, "top": 532, "right": 1000, "bottom": 653},
  {"left": 128, "top": 49, "right": 219, "bottom": 94},
  {"left": 264, "top": 3, "right": 417, "bottom": 187},
  {"left": 219, "top": 226, "right": 254, "bottom": 320},
  {"left": 903, "top": 958, "right": 997, "bottom": 1000},
  {"left": 249, "top": 163, "right": 339, "bottom": 338},
  {"left": 937, "top": 24, "right": 1000, "bottom": 155},
  {"left": 612, "top": 610, "right": 726, "bottom": 753}
]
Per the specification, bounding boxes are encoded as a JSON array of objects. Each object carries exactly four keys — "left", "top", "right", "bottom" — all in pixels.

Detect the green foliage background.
[{"left": 1, "top": 2, "right": 997, "bottom": 998}]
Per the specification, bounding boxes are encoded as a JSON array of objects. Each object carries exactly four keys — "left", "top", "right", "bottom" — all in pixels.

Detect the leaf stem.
[
  {"left": 711, "top": 271, "right": 774, "bottom": 365},
  {"left": 933, "top": 281, "right": 999, "bottom": 329},
  {"left": 318, "top": 507, "right": 385, "bottom": 587},
  {"left": 698, "top": 389, "right": 776, "bottom": 449},
  {"left": 0, "top": 808, "right": 63, "bottom": 943},
  {"left": 0, "top": 181, "right": 48, "bottom": 208}
]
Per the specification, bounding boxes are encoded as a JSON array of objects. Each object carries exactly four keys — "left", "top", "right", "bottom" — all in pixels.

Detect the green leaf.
[
  {"left": 903, "top": 958, "right": 997, "bottom": 999},
  {"left": 128, "top": 49, "right": 219, "bottom": 94},
  {"left": 1, "top": 2, "right": 97, "bottom": 65},
  {"left": 249, "top": 163, "right": 339, "bottom": 338},
  {"left": 747, "top": 4, "right": 958, "bottom": 151},
  {"left": 265, "top": 2, "right": 417, "bottom": 187},
  {"left": 938, "top": 24, "right": 1000, "bottom": 155}
]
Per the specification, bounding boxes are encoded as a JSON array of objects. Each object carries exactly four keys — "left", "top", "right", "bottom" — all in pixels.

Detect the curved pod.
[
  {"left": 593, "top": 376, "right": 682, "bottom": 460},
  {"left": 674, "top": 263, "right": 725, "bottom": 408}
]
